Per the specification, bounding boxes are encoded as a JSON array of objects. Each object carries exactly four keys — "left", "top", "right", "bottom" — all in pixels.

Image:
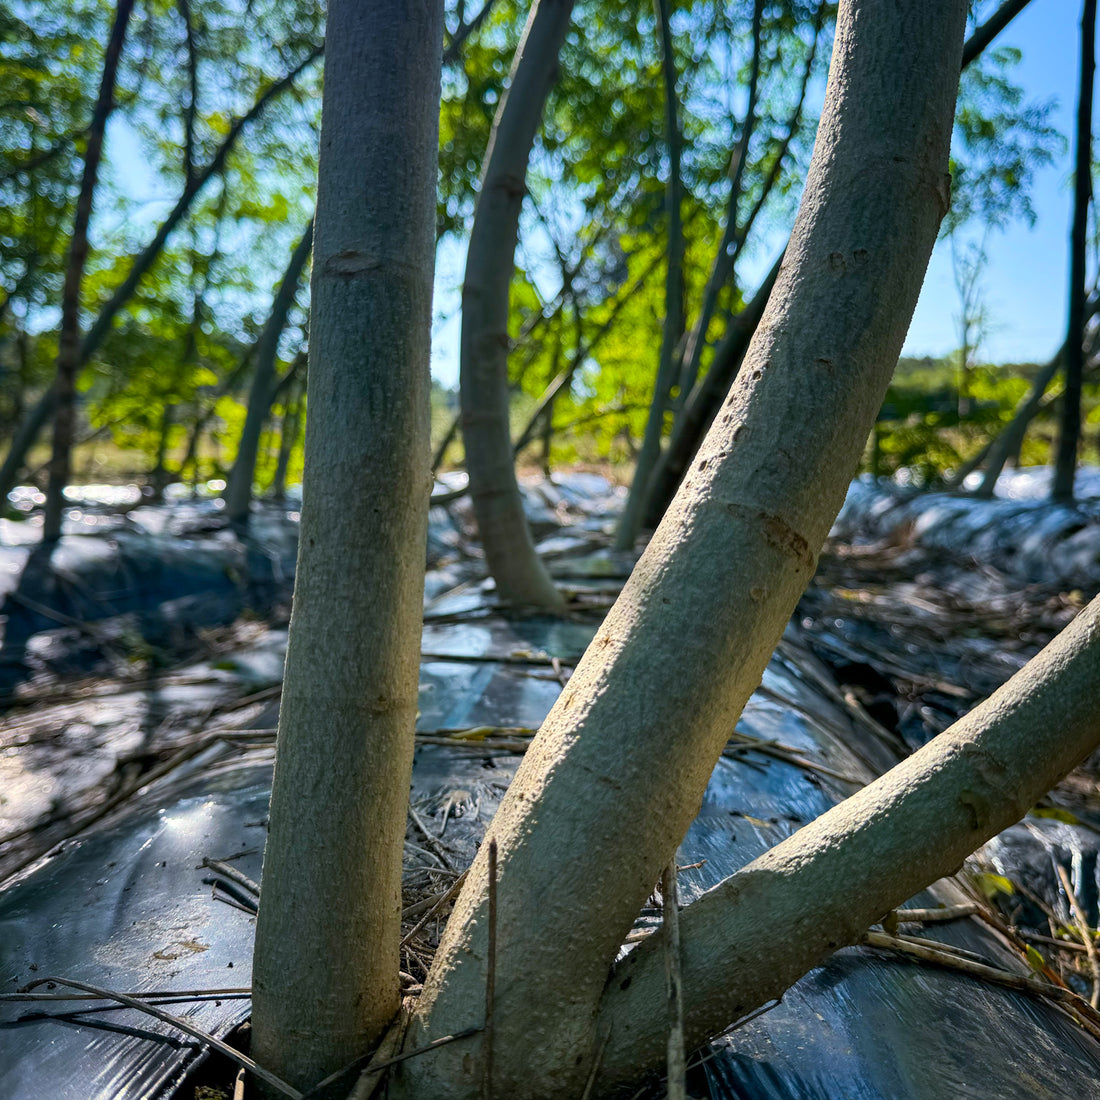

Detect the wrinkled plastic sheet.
[
  {"left": 834, "top": 467, "right": 1100, "bottom": 585},
  {"left": 4, "top": 601, "right": 1100, "bottom": 1099}
]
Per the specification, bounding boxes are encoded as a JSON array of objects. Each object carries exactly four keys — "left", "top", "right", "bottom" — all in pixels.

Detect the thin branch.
[
  {"left": 1055, "top": 862, "right": 1100, "bottom": 1008},
  {"left": 661, "top": 859, "right": 686, "bottom": 1100},
  {"left": 961, "top": 0, "right": 1034, "bottom": 67},
  {"left": 729, "top": 0, "right": 826, "bottom": 267},
  {"left": 176, "top": 0, "right": 199, "bottom": 183},
  {"left": 21, "top": 976, "right": 301, "bottom": 1098}
]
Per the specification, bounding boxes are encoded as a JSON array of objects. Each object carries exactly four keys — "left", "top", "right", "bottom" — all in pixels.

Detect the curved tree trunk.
[
  {"left": 248, "top": 0, "right": 442, "bottom": 1090},
  {"left": 223, "top": 218, "right": 313, "bottom": 526},
  {"left": 397, "top": 1, "right": 967, "bottom": 1096},
  {"left": 459, "top": 0, "right": 573, "bottom": 609},
  {"left": 42, "top": 0, "right": 135, "bottom": 541},
  {"left": 594, "top": 590, "right": 1100, "bottom": 1090}
]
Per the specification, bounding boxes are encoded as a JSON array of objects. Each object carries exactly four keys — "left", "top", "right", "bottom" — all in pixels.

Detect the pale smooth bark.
[
  {"left": 223, "top": 218, "right": 313, "bottom": 525},
  {"left": 398, "top": 1, "right": 967, "bottom": 1095},
  {"left": 249, "top": 0, "right": 442, "bottom": 1090},
  {"left": 595, "top": 592, "right": 1100, "bottom": 1091},
  {"left": 459, "top": 0, "right": 573, "bottom": 609}
]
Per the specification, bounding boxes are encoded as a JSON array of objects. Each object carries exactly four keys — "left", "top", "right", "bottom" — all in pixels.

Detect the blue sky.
[{"left": 905, "top": 0, "right": 1084, "bottom": 366}]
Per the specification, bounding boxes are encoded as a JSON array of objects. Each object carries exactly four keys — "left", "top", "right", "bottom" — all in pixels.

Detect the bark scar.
[
  {"left": 322, "top": 250, "right": 384, "bottom": 278},
  {"left": 726, "top": 502, "right": 816, "bottom": 573}
]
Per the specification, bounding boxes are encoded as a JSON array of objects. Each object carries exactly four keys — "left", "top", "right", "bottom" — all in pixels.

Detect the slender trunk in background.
[
  {"left": 641, "top": 253, "right": 782, "bottom": 528},
  {"left": 177, "top": 349, "right": 255, "bottom": 488},
  {"left": 271, "top": 375, "right": 303, "bottom": 501},
  {"left": 42, "top": 0, "right": 135, "bottom": 541},
  {"left": 613, "top": 0, "right": 685, "bottom": 551},
  {"left": 249, "top": 0, "right": 442, "bottom": 1090},
  {"left": 398, "top": 1, "right": 967, "bottom": 1095},
  {"left": 0, "top": 49, "right": 320, "bottom": 509},
  {"left": 459, "top": 0, "right": 574, "bottom": 609},
  {"left": 224, "top": 218, "right": 313, "bottom": 525},
  {"left": 974, "top": 349, "right": 1064, "bottom": 497},
  {"left": 671, "top": 0, "right": 764, "bottom": 412},
  {"left": 1052, "top": 0, "right": 1095, "bottom": 503},
  {"left": 149, "top": 403, "right": 174, "bottom": 502},
  {"left": 430, "top": 411, "right": 460, "bottom": 473}
]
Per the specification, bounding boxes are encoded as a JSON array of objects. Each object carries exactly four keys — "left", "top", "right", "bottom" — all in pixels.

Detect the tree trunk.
[
  {"left": 613, "top": 0, "right": 685, "bottom": 552},
  {"left": 459, "top": 0, "right": 573, "bottom": 609},
  {"left": 1052, "top": 0, "right": 1095, "bottom": 503},
  {"left": 148, "top": 401, "right": 174, "bottom": 503},
  {"left": 397, "top": 2, "right": 967, "bottom": 1096},
  {"left": 671, "top": 0, "right": 765, "bottom": 413},
  {"left": 42, "top": 0, "right": 135, "bottom": 541},
  {"left": 974, "top": 349, "right": 1063, "bottom": 497},
  {"left": 223, "top": 218, "right": 313, "bottom": 526},
  {"left": 594, "top": 592, "right": 1100, "bottom": 1091},
  {"left": 248, "top": 0, "right": 442, "bottom": 1090}
]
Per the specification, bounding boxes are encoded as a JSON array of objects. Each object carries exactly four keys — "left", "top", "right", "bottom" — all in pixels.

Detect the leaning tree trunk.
[
  {"left": 41, "top": 0, "right": 134, "bottom": 541},
  {"left": 459, "top": 0, "right": 574, "bottom": 609},
  {"left": 1052, "top": 0, "right": 1095, "bottom": 503},
  {"left": 248, "top": 0, "right": 442, "bottom": 1090},
  {"left": 593, "top": 591, "right": 1100, "bottom": 1090},
  {"left": 974, "top": 346, "right": 1064, "bottom": 497},
  {"left": 223, "top": 218, "right": 313, "bottom": 526},
  {"left": 396, "top": 1, "right": 968, "bottom": 1096}
]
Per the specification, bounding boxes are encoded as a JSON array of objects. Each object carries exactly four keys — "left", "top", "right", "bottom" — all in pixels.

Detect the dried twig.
[
  {"left": 201, "top": 856, "right": 260, "bottom": 897},
  {"left": 401, "top": 869, "right": 469, "bottom": 948},
  {"left": 1056, "top": 862, "right": 1100, "bottom": 1008},
  {"left": 482, "top": 838, "right": 498, "bottom": 1099},
  {"left": 408, "top": 806, "right": 459, "bottom": 870},
  {"left": 861, "top": 932, "right": 1100, "bottom": 1042},
  {"left": 892, "top": 903, "right": 978, "bottom": 924},
  {"left": 0, "top": 986, "right": 249, "bottom": 1003},
  {"left": 21, "top": 976, "right": 300, "bottom": 1098},
  {"left": 661, "top": 858, "right": 687, "bottom": 1100}
]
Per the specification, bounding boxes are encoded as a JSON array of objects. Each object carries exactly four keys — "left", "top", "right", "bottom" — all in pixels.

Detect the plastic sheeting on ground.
[
  {"left": 4, "top": 472, "right": 1100, "bottom": 1098},
  {"left": 4, "top": 589, "right": 1100, "bottom": 1098},
  {"left": 835, "top": 466, "right": 1100, "bottom": 586}
]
